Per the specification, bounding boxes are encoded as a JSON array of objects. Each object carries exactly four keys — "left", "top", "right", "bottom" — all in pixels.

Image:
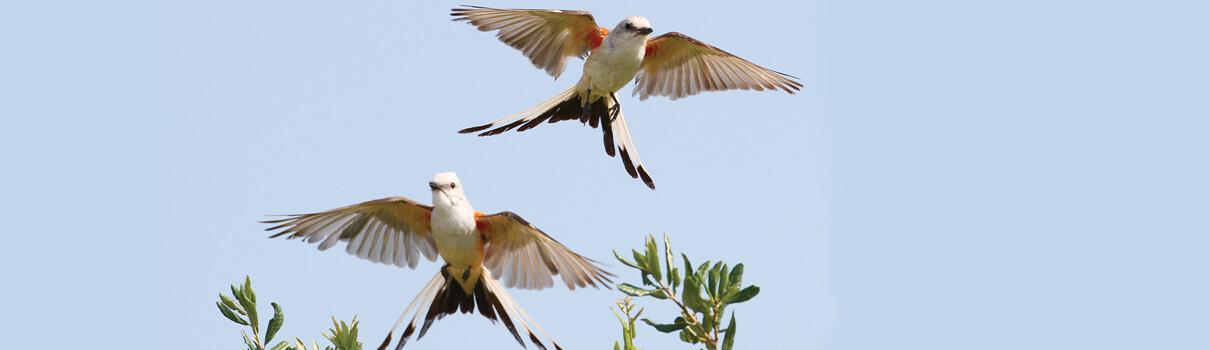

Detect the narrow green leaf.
[
  {"left": 721, "top": 313, "right": 737, "bottom": 350},
  {"left": 269, "top": 341, "right": 289, "bottom": 350},
  {"left": 613, "top": 250, "right": 641, "bottom": 269},
  {"left": 618, "top": 283, "right": 661, "bottom": 297},
  {"left": 632, "top": 250, "right": 647, "bottom": 271},
  {"left": 650, "top": 289, "right": 669, "bottom": 300},
  {"left": 645, "top": 235, "right": 662, "bottom": 282},
  {"left": 235, "top": 282, "right": 259, "bottom": 334},
  {"left": 717, "top": 263, "right": 731, "bottom": 299},
  {"left": 663, "top": 234, "right": 675, "bottom": 285},
  {"left": 614, "top": 341, "right": 621, "bottom": 350},
  {"left": 707, "top": 262, "right": 723, "bottom": 299},
  {"left": 670, "top": 267, "right": 682, "bottom": 294},
  {"left": 221, "top": 295, "right": 246, "bottom": 315},
  {"left": 218, "top": 301, "right": 250, "bottom": 325},
  {"left": 682, "top": 276, "right": 711, "bottom": 315},
  {"left": 242, "top": 330, "right": 258, "bottom": 350},
  {"left": 682, "top": 254, "right": 693, "bottom": 279},
  {"left": 679, "top": 328, "right": 694, "bottom": 343},
  {"left": 728, "top": 263, "right": 745, "bottom": 290},
  {"left": 695, "top": 261, "right": 711, "bottom": 283},
  {"left": 612, "top": 307, "right": 627, "bottom": 325},
  {"left": 265, "top": 302, "right": 284, "bottom": 344},
  {"left": 244, "top": 276, "right": 256, "bottom": 303},
  {"left": 722, "top": 285, "right": 761, "bottom": 305},
  {"left": 642, "top": 317, "right": 688, "bottom": 333}
]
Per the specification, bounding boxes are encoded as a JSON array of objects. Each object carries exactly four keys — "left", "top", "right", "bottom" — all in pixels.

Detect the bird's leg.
[
  {"left": 608, "top": 92, "right": 622, "bottom": 122},
  {"left": 581, "top": 88, "right": 593, "bottom": 120}
]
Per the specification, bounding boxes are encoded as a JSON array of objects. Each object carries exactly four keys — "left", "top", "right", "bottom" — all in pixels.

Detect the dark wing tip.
[
  {"left": 619, "top": 148, "right": 638, "bottom": 178},
  {"left": 377, "top": 332, "right": 392, "bottom": 350},
  {"left": 459, "top": 124, "right": 493, "bottom": 134},
  {"left": 638, "top": 165, "right": 655, "bottom": 190},
  {"left": 529, "top": 332, "right": 547, "bottom": 350}
]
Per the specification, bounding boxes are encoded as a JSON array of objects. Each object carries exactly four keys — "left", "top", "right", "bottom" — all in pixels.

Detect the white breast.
[{"left": 582, "top": 35, "right": 647, "bottom": 94}]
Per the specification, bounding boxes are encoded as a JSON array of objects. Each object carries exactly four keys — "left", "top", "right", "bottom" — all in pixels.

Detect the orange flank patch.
[
  {"left": 474, "top": 211, "right": 489, "bottom": 233},
  {"left": 587, "top": 27, "right": 608, "bottom": 48},
  {"left": 644, "top": 42, "right": 658, "bottom": 59}
]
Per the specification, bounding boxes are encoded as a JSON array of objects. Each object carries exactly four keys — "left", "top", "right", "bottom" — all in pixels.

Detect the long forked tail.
[
  {"left": 378, "top": 268, "right": 562, "bottom": 350},
  {"left": 458, "top": 86, "right": 655, "bottom": 189}
]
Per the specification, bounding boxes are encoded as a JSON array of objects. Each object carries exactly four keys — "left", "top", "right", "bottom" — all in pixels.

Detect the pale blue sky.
[{"left": 4, "top": 1, "right": 1207, "bottom": 349}]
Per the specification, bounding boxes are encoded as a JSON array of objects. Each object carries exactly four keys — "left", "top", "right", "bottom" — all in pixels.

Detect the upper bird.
[
  {"left": 453, "top": 6, "right": 803, "bottom": 190},
  {"left": 264, "top": 172, "right": 612, "bottom": 350}
]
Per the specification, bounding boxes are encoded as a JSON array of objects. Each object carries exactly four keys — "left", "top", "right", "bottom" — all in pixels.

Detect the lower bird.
[
  {"left": 263, "top": 172, "right": 612, "bottom": 350},
  {"left": 453, "top": 6, "right": 803, "bottom": 189}
]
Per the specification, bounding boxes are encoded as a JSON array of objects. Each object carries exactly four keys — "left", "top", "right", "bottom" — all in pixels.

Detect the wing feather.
[
  {"left": 263, "top": 197, "right": 437, "bottom": 269},
  {"left": 476, "top": 211, "right": 614, "bottom": 290},
  {"left": 636, "top": 32, "right": 803, "bottom": 101},
  {"left": 453, "top": 6, "right": 604, "bottom": 79}
]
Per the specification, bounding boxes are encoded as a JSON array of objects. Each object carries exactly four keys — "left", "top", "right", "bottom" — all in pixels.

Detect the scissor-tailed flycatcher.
[
  {"left": 264, "top": 172, "right": 612, "bottom": 350},
  {"left": 453, "top": 6, "right": 803, "bottom": 190}
]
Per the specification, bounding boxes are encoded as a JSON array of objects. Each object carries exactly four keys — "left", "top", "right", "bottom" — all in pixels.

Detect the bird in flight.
[
  {"left": 263, "top": 172, "right": 612, "bottom": 350},
  {"left": 453, "top": 6, "right": 803, "bottom": 190}
]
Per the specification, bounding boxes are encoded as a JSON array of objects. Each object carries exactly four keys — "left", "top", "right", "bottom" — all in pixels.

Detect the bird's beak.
[
  {"left": 638, "top": 27, "right": 653, "bottom": 35},
  {"left": 429, "top": 181, "right": 445, "bottom": 191}
]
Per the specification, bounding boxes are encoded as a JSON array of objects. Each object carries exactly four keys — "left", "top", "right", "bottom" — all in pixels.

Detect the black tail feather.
[
  {"left": 377, "top": 331, "right": 392, "bottom": 350},
  {"left": 393, "top": 269, "right": 529, "bottom": 349}
]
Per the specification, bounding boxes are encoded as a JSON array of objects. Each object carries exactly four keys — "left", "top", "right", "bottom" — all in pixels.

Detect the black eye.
[
  {"left": 625, "top": 23, "right": 632, "bottom": 29},
  {"left": 450, "top": 183, "right": 456, "bottom": 189}
]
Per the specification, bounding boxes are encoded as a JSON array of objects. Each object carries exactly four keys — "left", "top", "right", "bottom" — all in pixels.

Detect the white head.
[
  {"left": 428, "top": 172, "right": 469, "bottom": 209},
  {"left": 612, "top": 16, "right": 653, "bottom": 38}
]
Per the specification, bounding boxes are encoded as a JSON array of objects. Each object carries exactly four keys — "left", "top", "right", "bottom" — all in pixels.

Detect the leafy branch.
[
  {"left": 217, "top": 276, "right": 363, "bottom": 350},
  {"left": 614, "top": 235, "right": 760, "bottom": 350}
]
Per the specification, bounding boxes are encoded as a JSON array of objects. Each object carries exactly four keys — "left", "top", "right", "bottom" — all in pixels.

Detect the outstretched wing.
[
  {"left": 264, "top": 197, "right": 438, "bottom": 269},
  {"left": 452, "top": 6, "right": 607, "bottom": 79},
  {"left": 476, "top": 211, "right": 614, "bottom": 290},
  {"left": 636, "top": 32, "right": 803, "bottom": 101}
]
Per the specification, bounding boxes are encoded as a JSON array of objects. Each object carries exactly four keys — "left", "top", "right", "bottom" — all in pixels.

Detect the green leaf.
[
  {"left": 681, "top": 276, "right": 711, "bottom": 315},
  {"left": 717, "top": 263, "right": 731, "bottom": 299},
  {"left": 682, "top": 254, "right": 693, "bottom": 279},
  {"left": 269, "top": 341, "right": 289, "bottom": 350},
  {"left": 244, "top": 276, "right": 256, "bottom": 303},
  {"left": 707, "top": 262, "right": 723, "bottom": 299},
  {"left": 728, "top": 263, "right": 745, "bottom": 290},
  {"left": 721, "top": 313, "right": 737, "bottom": 350},
  {"left": 694, "top": 261, "right": 711, "bottom": 284},
  {"left": 242, "top": 329, "right": 258, "bottom": 350},
  {"left": 323, "top": 317, "right": 361, "bottom": 350},
  {"left": 221, "top": 295, "right": 246, "bottom": 315},
  {"left": 642, "top": 317, "right": 689, "bottom": 333},
  {"left": 669, "top": 268, "right": 681, "bottom": 294},
  {"left": 663, "top": 234, "right": 675, "bottom": 285},
  {"left": 614, "top": 250, "right": 641, "bottom": 269},
  {"left": 722, "top": 285, "right": 760, "bottom": 305},
  {"left": 265, "top": 302, "right": 284, "bottom": 344},
  {"left": 614, "top": 341, "right": 621, "bottom": 350},
  {"left": 645, "top": 235, "right": 661, "bottom": 282},
  {"left": 236, "top": 284, "right": 259, "bottom": 334},
  {"left": 618, "top": 283, "right": 661, "bottom": 297},
  {"left": 679, "top": 328, "right": 693, "bottom": 343},
  {"left": 649, "top": 289, "right": 669, "bottom": 300},
  {"left": 218, "top": 301, "right": 250, "bottom": 325}
]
